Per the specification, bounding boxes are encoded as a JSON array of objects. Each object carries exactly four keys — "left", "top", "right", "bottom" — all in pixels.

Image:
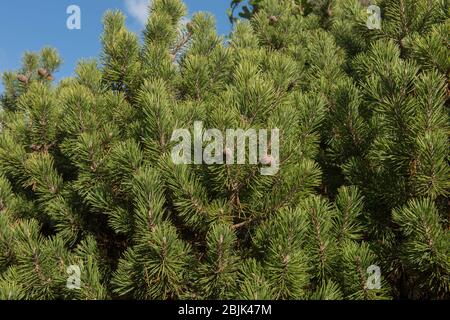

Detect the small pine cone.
[
  {"left": 46, "top": 74, "right": 54, "bottom": 81},
  {"left": 186, "top": 22, "right": 194, "bottom": 33},
  {"left": 223, "top": 147, "right": 233, "bottom": 160},
  {"left": 30, "top": 144, "right": 40, "bottom": 151},
  {"left": 269, "top": 15, "right": 278, "bottom": 25},
  {"left": 38, "top": 68, "right": 48, "bottom": 77},
  {"left": 261, "top": 154, "right": 276, "bottom": 165},
  {"left": 326, "top": 8, "right": 333, "bottom": 17},
  {"left": 17, "top": 74, "right": 29, "bottom": 83}
]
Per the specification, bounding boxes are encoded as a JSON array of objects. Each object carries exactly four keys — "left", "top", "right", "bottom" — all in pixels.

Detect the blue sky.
[{"left": 0, "top": 0, "right": 234, "bottom": 92}]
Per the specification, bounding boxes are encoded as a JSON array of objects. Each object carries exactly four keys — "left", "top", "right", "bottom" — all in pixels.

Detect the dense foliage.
[{"left": 0, "top": 0, "right": 448, "bottom": 300}]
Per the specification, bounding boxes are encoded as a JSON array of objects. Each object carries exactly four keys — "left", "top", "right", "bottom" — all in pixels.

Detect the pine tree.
[{"left": 0, "top": 0, "right": 448, "bottom": 300}]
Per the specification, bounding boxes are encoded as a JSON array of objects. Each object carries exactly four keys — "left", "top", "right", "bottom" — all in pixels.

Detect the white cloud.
[
  {"left": 124, "top": 0, "right": 191, "bottom": 30},
  {"left": 125, "top": 0, "right": 152, "bottom": 27}
]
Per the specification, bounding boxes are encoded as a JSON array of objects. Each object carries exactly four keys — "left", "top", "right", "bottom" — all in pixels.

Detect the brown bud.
[
  {"left": 269, "top": 15, "right": 278, "bottom": 24},
  {"left": 326, "top": 8, "right": 333, "bottom": 17},
  {"left": 17, "top": 74, "right": 29, "bottom": 83},
  {"left": 30, "top": 144, "right": 41, "bottom": 151},
  {"left": 223, "top": 147, "right": 233, "bottom": 160},
  {"left": 38, "top": 68, "right": 48, "bottom": 77},
  {"left": 46, "top": 74, "right": 54, "bottom": 81},
  {"left": 261, "top": 154, "right": 276, "bottom": 165}
]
